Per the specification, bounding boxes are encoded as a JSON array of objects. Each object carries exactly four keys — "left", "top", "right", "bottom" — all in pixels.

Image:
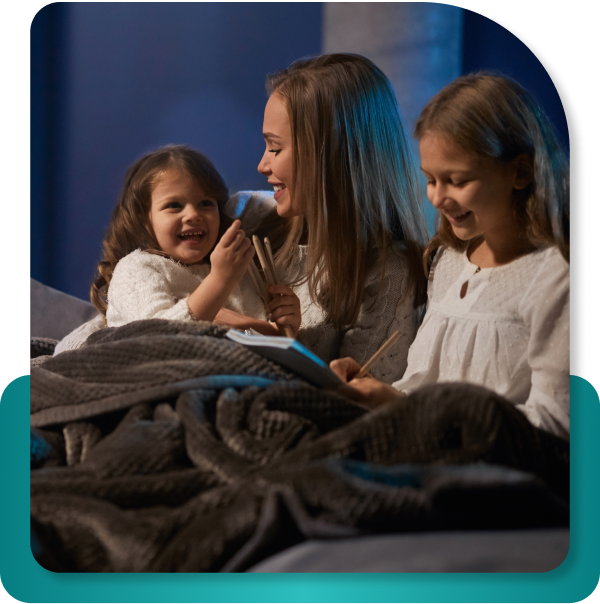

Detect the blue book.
[{"left": 226, "top": 329, "right": 343, "bottom": 389}]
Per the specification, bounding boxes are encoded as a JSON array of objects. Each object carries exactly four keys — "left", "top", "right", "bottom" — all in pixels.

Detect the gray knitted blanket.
[{"left": 30, "top": 320, "right": 569, "bottom": 572}]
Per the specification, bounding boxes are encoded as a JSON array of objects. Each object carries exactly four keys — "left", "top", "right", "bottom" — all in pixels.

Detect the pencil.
[
  {"left": 263, "top": 237, "right": 277, "bottom": 282},
  {"left": 355, "top": 330, "right": 402, "bottom": 379},
  {"left": 252, "top": 235, "right": 294, "bottom": 338},
  {"left": 247, "top": 261, "right": 267, "bottom": 303}
]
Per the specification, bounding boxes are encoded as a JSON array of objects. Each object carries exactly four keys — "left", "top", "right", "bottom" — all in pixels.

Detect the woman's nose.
[{"left": 257, "top": 150, "right": 270, "bottom": 175}]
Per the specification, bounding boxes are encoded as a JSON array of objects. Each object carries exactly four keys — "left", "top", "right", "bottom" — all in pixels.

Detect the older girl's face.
[
  {"left": 419, "top": 133, "right": 529, "bottom": 243},
  {"left": 258, "top": 94, "right": 302, "bottom": 217}
]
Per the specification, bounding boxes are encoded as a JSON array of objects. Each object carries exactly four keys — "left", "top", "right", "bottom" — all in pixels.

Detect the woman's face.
[{"left": 258, "top": 94, "right": 301, "bottom": 217}]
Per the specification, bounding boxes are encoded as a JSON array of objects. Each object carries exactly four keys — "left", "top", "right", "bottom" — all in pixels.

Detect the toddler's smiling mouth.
[{"left": 178, "top": 230, "right": 206, "bottom": 240}]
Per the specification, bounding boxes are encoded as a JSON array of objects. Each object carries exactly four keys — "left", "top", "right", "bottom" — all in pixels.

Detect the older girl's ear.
[{"left": 512, "top": 153, "right": 534, "bottom": 190}]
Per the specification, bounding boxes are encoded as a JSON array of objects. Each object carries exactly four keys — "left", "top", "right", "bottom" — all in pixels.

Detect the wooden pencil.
[
  {"left": 252, "top": 235, "right": 294, "bottom": 338},
  {"left": 355, "top": 330, "right": 402, "bottom": 379}
]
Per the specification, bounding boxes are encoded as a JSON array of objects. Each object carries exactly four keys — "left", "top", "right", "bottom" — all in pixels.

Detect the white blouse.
[{"left": 393, "top": 245, "right": 570, "bottom": 438}]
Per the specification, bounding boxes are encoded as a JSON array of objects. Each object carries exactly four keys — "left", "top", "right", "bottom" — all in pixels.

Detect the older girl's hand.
[
  {"left": 266, "top": 285, "right": 301, "bottom": 337},
  {"left": 330, "top": 357, "right": 404, "bottom": 409}
]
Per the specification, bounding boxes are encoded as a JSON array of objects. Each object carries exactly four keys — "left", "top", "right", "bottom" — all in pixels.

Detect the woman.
[{"left": 219, "top": 53, "right": 429, "bottom": 383}]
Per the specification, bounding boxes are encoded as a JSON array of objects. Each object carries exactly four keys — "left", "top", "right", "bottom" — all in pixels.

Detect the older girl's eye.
[{"left": 269, "top": 149, "right": 281, "bottom": 156}]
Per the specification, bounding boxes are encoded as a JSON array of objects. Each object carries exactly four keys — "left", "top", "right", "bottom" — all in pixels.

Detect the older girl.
[{"left": 331, "top": 73, "right": 570, "bottom": 439}]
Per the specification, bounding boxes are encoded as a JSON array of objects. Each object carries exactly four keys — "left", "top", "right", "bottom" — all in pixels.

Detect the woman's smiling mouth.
[{"left": 272, "top": 183, "right": 287, "bottom": 201}]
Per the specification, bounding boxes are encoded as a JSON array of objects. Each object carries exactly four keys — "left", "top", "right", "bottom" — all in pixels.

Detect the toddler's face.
[{"left": 149, "top": 169, "right": 220, "bottom": 264}]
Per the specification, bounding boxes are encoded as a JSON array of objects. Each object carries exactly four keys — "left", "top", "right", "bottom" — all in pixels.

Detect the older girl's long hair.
[
  {"left": 415, "top": 72, "right": 569, "bottom": 274},
  {"left": 266, "top": 53, "right": 429, "bottom": 329},
  {"left": 90, "top": 145, "right": 230, "bottom": 319}
]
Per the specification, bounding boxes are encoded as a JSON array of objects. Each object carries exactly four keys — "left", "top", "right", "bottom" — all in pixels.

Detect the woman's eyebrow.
[{"left": 263, "top": 132, "right": 282, "bottom": 141}]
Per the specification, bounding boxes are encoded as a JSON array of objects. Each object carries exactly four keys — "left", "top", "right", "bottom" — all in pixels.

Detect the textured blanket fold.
[{"left": 30, "top": 320, "right": 569, "bottom": 572}]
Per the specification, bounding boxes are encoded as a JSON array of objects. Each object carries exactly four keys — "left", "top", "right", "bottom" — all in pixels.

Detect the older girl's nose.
[{"left": 428, "top": 183, "right": 446, "bottom": 209}]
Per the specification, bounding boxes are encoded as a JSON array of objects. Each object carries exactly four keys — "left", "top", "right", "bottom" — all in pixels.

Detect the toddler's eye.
[
  {"left": 199, "top": 199, "right": 217, "bottom": 208},
  {"left": 167, "top": 201, "right": 181, "bottom": 209}
]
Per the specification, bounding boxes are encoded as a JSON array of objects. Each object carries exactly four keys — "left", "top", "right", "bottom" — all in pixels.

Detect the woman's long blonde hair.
[
  {"left": 90, "top": 145, "right": 230, "bottom": 319},
  {"left": 267, "top": 53, "right": 429, "bottom": 328},
  {"left": 415, "top": 72, "right": 569, "bottom": 274}
]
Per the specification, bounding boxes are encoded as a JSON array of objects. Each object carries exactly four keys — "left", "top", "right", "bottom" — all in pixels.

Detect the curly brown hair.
[
  {"left": 90, "top": 145, "right": 230, "bottom": 319},
  {"left": 415, "top": 72, "right": 569, "bottom": 275}
]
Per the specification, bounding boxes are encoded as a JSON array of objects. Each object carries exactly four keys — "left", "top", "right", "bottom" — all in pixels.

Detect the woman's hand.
[
  {"left": 266, "top": 285, "right": 302, "bottom": 337},
  {"left": 213, "top": 308, "right": 280, "bottom": 336},
  {"left": 209, "top": 220, "right": 255, "bottom": 286},
  {"left": 330, "top": 357, "right": 404, "bottom": 409}
]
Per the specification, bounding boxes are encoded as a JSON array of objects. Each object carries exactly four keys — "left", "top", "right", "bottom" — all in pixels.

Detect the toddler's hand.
[
  {"left": 210, "top": 220, "right": 254, "bottom": 287},
  {"left": 266, "top": 285, "right": 302, "bottom": 337}
]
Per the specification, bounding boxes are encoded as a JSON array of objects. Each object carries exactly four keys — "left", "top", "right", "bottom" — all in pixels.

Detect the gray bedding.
[{"left": 30, "top": 319, "right": 568, "bottom": 572}]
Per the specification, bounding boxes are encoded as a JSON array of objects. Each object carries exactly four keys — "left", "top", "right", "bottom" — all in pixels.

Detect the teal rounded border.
[{"left": 0, "top": 375, "right": 598, "bottom": 602}]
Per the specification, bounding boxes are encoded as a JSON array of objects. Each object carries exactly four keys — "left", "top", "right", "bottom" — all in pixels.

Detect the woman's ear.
[{"left": 512, "top": 153, "right": 533, "bottom": 190}]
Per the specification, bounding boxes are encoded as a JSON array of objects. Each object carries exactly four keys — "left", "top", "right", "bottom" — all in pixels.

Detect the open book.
[{"left": 226, "top": 330, "right": 343, "bottom": 388}]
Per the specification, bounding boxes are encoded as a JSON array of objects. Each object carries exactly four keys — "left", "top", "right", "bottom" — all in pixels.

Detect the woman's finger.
[{"left": 268, "top": 284, "right": 294, "bottom": 296}]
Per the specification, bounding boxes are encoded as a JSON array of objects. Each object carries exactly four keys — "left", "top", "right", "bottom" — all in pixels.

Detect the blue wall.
[{"left": 31, "top": 3, "right": 568, "bottom": 301}]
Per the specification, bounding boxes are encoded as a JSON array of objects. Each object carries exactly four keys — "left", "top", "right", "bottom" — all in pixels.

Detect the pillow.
[
  {"left": 31, "top": 278, "right": 99, "bottom": 341},
  {"left": 224, "top": 191, "right": 276, "bottom": 235}
]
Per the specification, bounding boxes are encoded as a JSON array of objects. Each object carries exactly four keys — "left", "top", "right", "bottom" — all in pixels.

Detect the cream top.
[{"left": 393, "top": 245, "right": 570, "bottom": 438}]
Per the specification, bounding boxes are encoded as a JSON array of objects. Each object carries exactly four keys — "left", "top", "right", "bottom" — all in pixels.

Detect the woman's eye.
[{"left": 269, "top": 148, "right": 282, "bottom": 156}]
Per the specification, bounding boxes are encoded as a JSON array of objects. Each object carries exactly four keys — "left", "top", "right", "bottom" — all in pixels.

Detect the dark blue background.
[{"left": 31, "top": 3, "right": 568, "bottom": 300}]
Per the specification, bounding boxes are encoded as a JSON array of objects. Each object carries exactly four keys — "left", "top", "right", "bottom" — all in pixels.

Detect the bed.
[{"left": 29, "top": 192, "right": 569, "bottom": 573}]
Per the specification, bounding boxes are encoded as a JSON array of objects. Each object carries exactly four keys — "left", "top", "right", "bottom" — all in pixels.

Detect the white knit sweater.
[{"left": 105, "top": 249, "right": 266, "bottom": 327}]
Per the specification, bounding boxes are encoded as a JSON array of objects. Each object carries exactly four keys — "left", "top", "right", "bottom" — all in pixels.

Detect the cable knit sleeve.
[
  {"left": 516, "top": 249, "right": 570, "bottom": 438},
  {"left": 339, "top": 243, "right": 420, "bottom": 383},
  {"left": 106, "top": 250, "right": 201, "bottom": 327}
]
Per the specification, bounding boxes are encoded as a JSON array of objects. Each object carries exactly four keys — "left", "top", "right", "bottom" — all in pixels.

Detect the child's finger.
[{"left": 219, "top": 220, "right": 243, "bottom": 247}]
